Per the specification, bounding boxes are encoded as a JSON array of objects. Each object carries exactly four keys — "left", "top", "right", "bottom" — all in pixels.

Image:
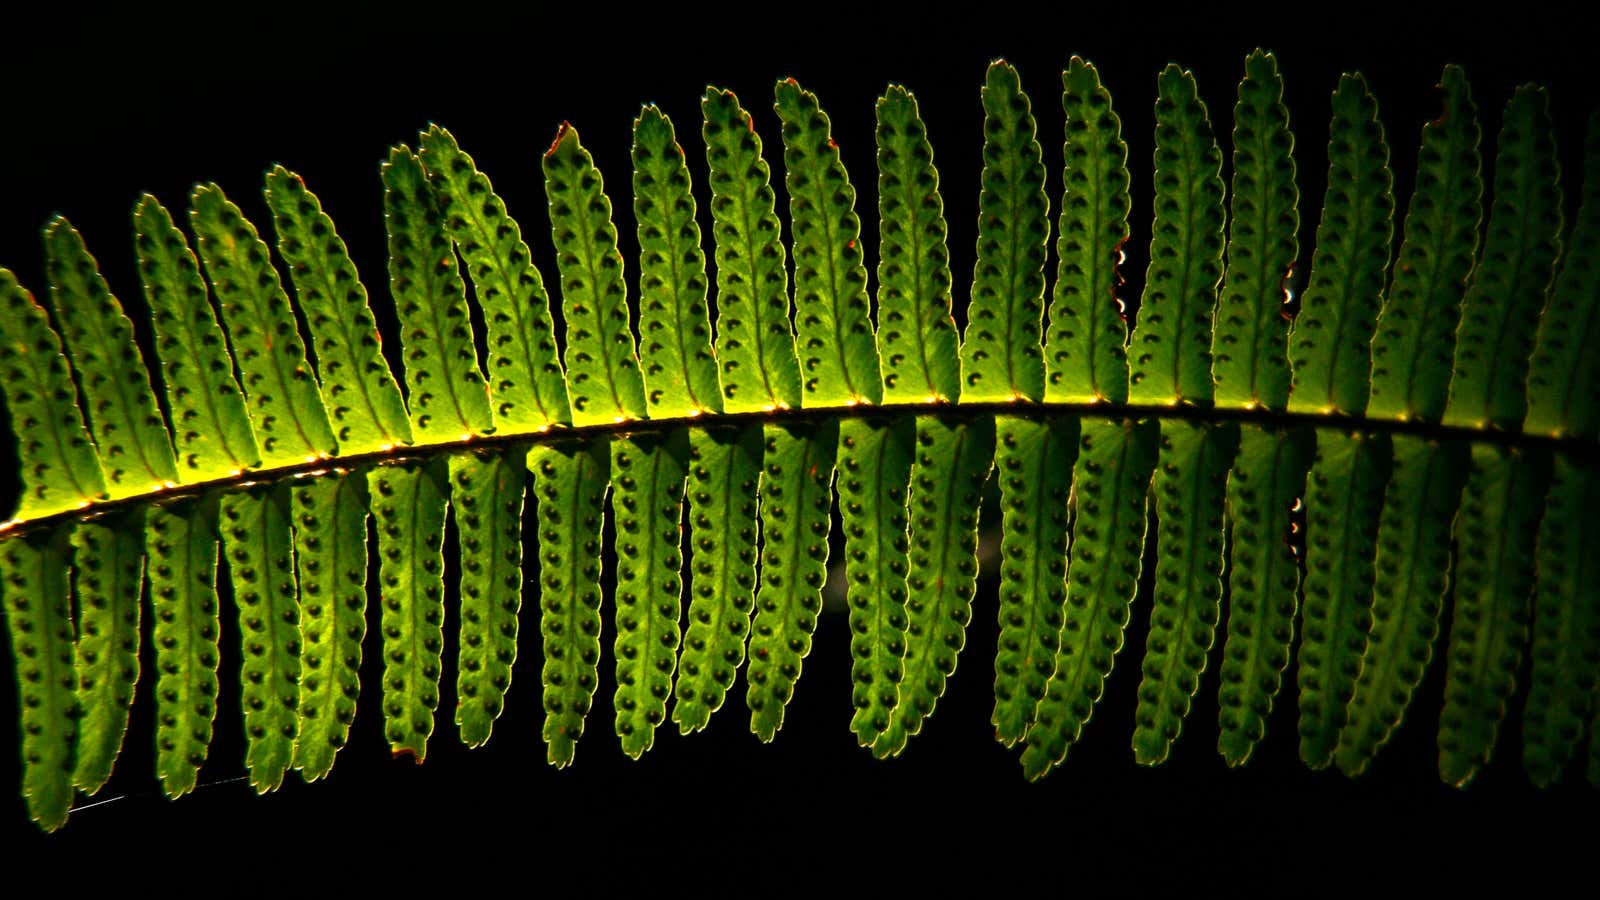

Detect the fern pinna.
[{"left": 1, "top": 53, "right": 1596, "bottom": 833}]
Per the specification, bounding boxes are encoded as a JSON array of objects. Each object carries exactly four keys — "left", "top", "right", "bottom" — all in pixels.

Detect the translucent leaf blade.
[
  {"left": 1287, "top": 74, "right": 1394, "bottom": 416},
  {"left": 44, "top": 217, "right": 179, "bottom": 494},
  {"left": 418, "top": 127, "right": 572, "bottom": 431},
  {"left": 543, "top": 124, "right": 648, "bottom": 426},
  {"left": 382, "top": 145, "right": 494, "bottom": 442},
  {"left": 265, "top": 166, "right": 414, "bottom": 451},
  {"left": 1, "top": 526, "right": 77, "bottom": 831},
  {"left": 875, "top": 85, "right": 960, "bottom": 405},
  {"left": 133, "top": 194, "right": 261, "bottom": 480},
  {"left": 630, "top": 107, "right": 723, "bottom": 418},
  {"left": 1128, "top": 65, "right": 1226, "bottom": 406},
  {"left": 700, "top": 88, "right": 802, "bottom": 413},
  {"left": 449, "top": 449, "right": 525, "bottom": 748},
  {"left": 960, "top": 60, "right": 1049, "bottom": 403},
  {"left": 774, "top": 79, "right": 883, "bottom": 406},
  {"left": 0, "top": 269, "right": 108, "bottom": 520},
  {"left": 1046, "top": 57, "right": 1132, "bottom": 406},
  {"left": 190, "top": 184, "right": 337, "bottom": 464}
]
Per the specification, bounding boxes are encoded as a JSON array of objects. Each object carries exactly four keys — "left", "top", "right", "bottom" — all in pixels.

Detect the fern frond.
[
  {"left": 630, "top": 107, "right": 724, "bottom": 418},
  {"left": 774, "top": 79, "right": 882, "bottom": 406},
  {"left": 1128, "top": 64, "right": 1226, "bottom": 406},
  {"left": 1216, "top": 424, "right": 1312, "bottom": 767},
  {"left": 1367, "top": 65, "right": 1483, "bottom": 423},
  {"left": 960, "top": 60, "right": 1049, "bottom": 403},
  {"left": 875, "top": 84, "right": 961, "bottom": 404},
  {"left": 991, "top": 415, "right": 1077, "bottom": 746},
  {"left": 1132, "top": 419, "right": 1238, "bottom": 765},
  {"left": 190, "top": 184, "right": 338, "bottom": 463},
  {"left": 837, "top": 416, "right": 915, "bottom": 747},
  {"left": 1, "top": 526, "right": 77, "bottom": 831},
  {"left": 1212, "top": 49, "right": 1299, "bottom": 412},
  {"left": 146, "top": 495, "right": 222, "bottom": 800},
  {"left": 1021, "top": 418, "right": 1158, "bottom": 779},
  {"left": 1335, "top": 436, "right": 1467, "bottom": 777},
  {"left": 449, "top": 449, "right": 524, "bottom": 747},
  {"left": 368, "top": 459, "right": 449, "bottom": 762},
  {"left": 419, "top": 126, "right": 573, "bottom": 432},
  {"left": 1297, "top": 429, "right": 1390, "bottom": 768},
  {"left": 1521, "top": 452, "right": 1600, "bottom": 787},
  {"left": 69, "top": 511, "right": 143, "bottom": 795},
  {"left": 290, "top": 469, "right": 370, "bottom": 782},
  {"left": 544, "top": 123, "right": 648, "bottom": 426},
  {"left": 529, "top": 439, "right": 608, "bottom": 767},
  {"left": 1443, "top": 85, "right": 1564, "bottom": 430},
  {"left": 1287, "top": 74, "right": 1394, "bottom": 416},
  {"left": 747, "top": 420, "right": 838, "bottom": 741},
  {"left": 218, "top": 483, "right": 301, "bottom": 793},
  {"left": 609, "top": 430, "right": 689, "bottom": 758},
  {"left": 1046, "top": 57, "right": 1131, "bottom": 405},
  {"left": 874, "top": 414, "right": 995, "bottom": 758},
  {"left": 133, "top": 194, "right": 260, "bottom": 478},
  {"left": 43, "top": 218, "right": 178, "bottom": 494},
  {"left": 382, "top": 145, "right": 494, "bottom": 441},
  {"left": 0, "top": 268, "right": 108, "bottom": 519},
  {"left": 1439, "top": 444, "right": 1549, "bottom": 787},
  {"left": 265, "top": 166, "right": 415, "bottom": 451},
  {"left": 1525, "top": 112, "right": 1600, "bottom": 438},
  {"left": 700, "top": 87, "right": 802, "bottom": 413},
  {"left": 673, "top": 425, "right": 761, "bottom": 734}
]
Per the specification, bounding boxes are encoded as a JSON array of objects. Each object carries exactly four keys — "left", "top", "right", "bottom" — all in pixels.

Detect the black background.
[{"left": 2, "top": 4, "right": 1595, "bottom": 889}]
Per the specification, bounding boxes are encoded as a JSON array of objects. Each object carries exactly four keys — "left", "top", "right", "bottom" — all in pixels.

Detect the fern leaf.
[
  {"left": 146, "top": 495, "right": 222, "bottom": 799},
  {"left": 1046, "top": 57, "right": 1132, "bottom": 405},
  {"left": 528, "top": 438, "right": 608, "bottom": 766},
  {"left": 674, "top": 425, "right": 762, "bottom": 734},
  {"left": 874, "top": 415, "right": 995, "bottom": 758},
  {"left": 1216, "top": 424, "right": 1313, "bottom": 767},
  {"left": 543, "top": 123, "right": 648, "bottom": 425},
  {"left": 381, "top": 145, "right": 494, "bottom": 441},
  {"left": 1526, "top": 113, "right": 1600, "bottom": 438},
  {"left": 1132, "top": 419, "right": 1239, "bottom": 765},
  {"left": 189, "top": 184, "right": 338, "bottom": 463},
  {"left": 774, "top": 79, "right": 883, "bottom": 406},
  {"left": 991, "top": 415, "right": 1078, "bottom": 746},
  {"left": 875, "top": 84, "right": 961, "bottom": 404},
  {"left": 1, "top": 526, "right": 77, "bottom": 830},
  {"left": 133, "top": 194, "right": 260, "bottom": 478},
  {"left": 69, "top": 511, "right": 143, "bottom": 794},
  {"left": 1287, "top": 74, "right": 1394, "bottom": 416},
  {"left": 290, "top": 469, "right": 370, "bottom": 782},
  {"left": 630, "top": 106, "right": 724, "bottom": 418},
  {"left": 218, "top": 483, "right": 301, "bottom": 793},
  {"left": 265, "top": 166, "right": 415, "bottom": 451},
  {"left": 1297, "top": 429, "right": 1391, "bottom": 768},
  {"left": 1335, "top": 436, "right": 1467, "bottom": 777},
  {"left": 1020, "top": 418, "right": 1158, "bottom": 778},
  {"left": 43, "top": 218, "right": 179, "bottom": 494},
  {"left": 1439, "top": 444, "right": 1550, "bottom": 787},
  {"left": 0, "top": 269, "right": 108, "bottom": 519},
  {"left": 1128, "top": 65, "right": 1226, "bottom": 406},
  {"left": 960, "top": 60, "right": 1049, "bottom": 403},
  {"left": 610, "top": 430, "right": 689, "bottom": 757},
  {"left": 368, "top": 459, "right": 449, "bottom": 762},
  {"left": 1368, "top": 65, "right": 1483, "bottom": 423},
  {"left": 448, "top": 449, "right": 524, "bottom": 747},
  {"left": 1443, "top": 86, "right": 1564, "bottom": 430},
  {"left": 418, "top": 127, "right": 572, "bottom": 431},
  {"left": 837, "top": 416, "right": 916, "bottom": 747},
  {"left": 1211, "top": 50, "right": 1299, "bottom": 411},
  {"left": 1521, "top": 452, "right": 1599, "bottom": 786},
  {"left": 747, "top": 419, "right": 839, "bottom": 741},
  {"left": 700, "top": 88, "right": 802, "bottom": 413}
]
